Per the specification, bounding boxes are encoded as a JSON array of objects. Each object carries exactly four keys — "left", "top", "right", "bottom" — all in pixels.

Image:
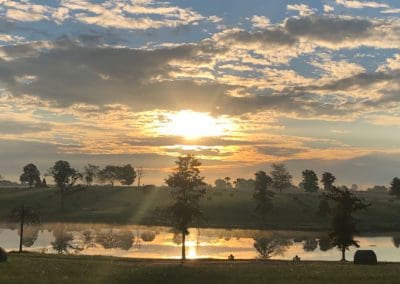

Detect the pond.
[{"left": 1, "top": 223, "right": 400, "bottom": 261}]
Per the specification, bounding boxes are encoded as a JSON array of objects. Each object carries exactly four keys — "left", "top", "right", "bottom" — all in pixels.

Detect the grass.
[
  {"left": 1, "top": 253, "right": 400, "bottom": 284},
  {"left": 0, "top": 186, "right": 399, "bottom": 231}
]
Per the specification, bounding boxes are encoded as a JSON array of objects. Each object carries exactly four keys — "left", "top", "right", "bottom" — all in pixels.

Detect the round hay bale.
[
  {"left": 0, "top": 247, "right": 7, "bottom": 262},
  {"left": 354, "top": 250, "right": 377, "bottom": 265}
]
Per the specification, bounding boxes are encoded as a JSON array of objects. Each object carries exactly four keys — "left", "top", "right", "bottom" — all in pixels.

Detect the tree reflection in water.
[
  {"left": 253, "top": 238, "right": 291, "bottom": 259},
  {"left": 52, "top": 225, "right": 74, "bottom": 254},
  {"left": 96, "top": 229, "right": 134, "bottom": 250},
  {"left": 303, "top": 238, "right": 318, "bottom": 252}
]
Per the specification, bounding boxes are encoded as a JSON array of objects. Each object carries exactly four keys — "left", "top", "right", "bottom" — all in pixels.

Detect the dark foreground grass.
[
  {"left": 1, "top": 253, "right": 400, "bottom": 284},
  {"left": 1, "top": 187, "right": 399, "bottom": 231}
]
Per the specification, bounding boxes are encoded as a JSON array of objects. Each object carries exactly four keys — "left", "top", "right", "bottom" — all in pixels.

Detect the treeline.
[{"left": 6, "top": 161, "right": 140, "bottom": 189}]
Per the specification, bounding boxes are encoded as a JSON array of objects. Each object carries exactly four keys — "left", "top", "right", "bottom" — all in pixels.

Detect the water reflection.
[{"left": 1, "top": 223, "right": 400, "bottom": 261}]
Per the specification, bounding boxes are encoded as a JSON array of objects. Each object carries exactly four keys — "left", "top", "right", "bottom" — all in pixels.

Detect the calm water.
[{"left": 1, "top": 223, "right": 400, "bottom": 261}]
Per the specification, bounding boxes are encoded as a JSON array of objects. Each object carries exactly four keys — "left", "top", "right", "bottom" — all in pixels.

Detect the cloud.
[
  {"left": 251, "top": 15, "right": 271, "bottom": 29},
  {"left": 287, "top": 4, "right": 316, "bottom": 16},
  {"left": 335, "top": 0, "right": 389, "bottom": 9},
  {"left": 0, "top": 119, "right": 51, "bottom": 134}
]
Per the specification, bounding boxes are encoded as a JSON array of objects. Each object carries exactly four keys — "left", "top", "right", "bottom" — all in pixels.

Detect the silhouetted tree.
[
  {"left": 0, "top": 174, "right": 3, "bottom": 181},
  {"left": 325, "top": 186, "right": 370, "bottom": 261},
  {"left": 389, "top": 177, "right": 400, "bottom": 198},
  {"left": 214, "top": 179, "right": 226, "bottom": 190},
  {"left": 224, "top": 177, "right": 231, "bottom": 190},
  {"left": 49, "top": 160, "right": 81, "bottom": 211},
  {"left": 20, "top": 163, "right": 41, "bottom": 189},
  {"left": 270, "top": 163, "right": 292, "bottom": 192},
  {"left": 9, "top": 205, "right": 40, "bottom": 252},
  {"left": 52, "top": 226, "right": 74, "bottom": 254},
  {"left": 302, "top": 169, "right": 319, "bottom": 193},
  {"left": 318, "top": 235, "right": 334, "bottom": 251},
  {"left": 165, "top": 155, "right": 205, "bottom": 261},
  {"left": 98, "top": 165, "right": 119, "bottom": 187},
  {"left": 253, "top": 237, "right": 291, "bottom": 259},
  {"left": 83, "top": 164, "right": 99, "bottom": 186},
  {"left": 351, "top": 184, "right": 359, "bottom": 191},
  {"left": 41, "top": 178, "right": 48, "bottom": 188},
  {"left": 118, "top": 164, "right": 136, "bottom": 186},
  {"left": 321, "top": 172, "right": 336, "bottom": 191},
  {"left": 253, "top": 171, "right": 274, "bottom": 215}
]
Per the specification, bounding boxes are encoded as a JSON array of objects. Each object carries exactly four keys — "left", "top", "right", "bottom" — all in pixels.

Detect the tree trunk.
[
  {"left": 181, "top": 230, "right": 186, "bottom": 261},
  {"left": 19, "top": 205, "right": 24, "bottom": 253},
  {"left": 137, "top": 176, "right": 141, "bottom": 190},
  {"left": 341, "top": 247, "right": 346, "bottom": 261},
  {"left": 60, "top": 186, "right": 64, "bottom": 211}
]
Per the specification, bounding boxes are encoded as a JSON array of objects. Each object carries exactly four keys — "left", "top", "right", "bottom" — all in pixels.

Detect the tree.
[
  {"left": 224, "top": 176, "right": 231, "bottom": 190},
  {"left": 20, "top": 163, "right": 41, "bottom": 189},
  {"left": 165, "top": 155, "right": 205, "bottom": 261},
  {"left": 98, "top": 165, "right": 119, "bottom": 187},
  {"left": 83, "top": 164, "right": 99, "bottom": 186},
  {"left": 9, "top": 205, "right": 40, "bottom": 252},
  {"left": 41, "top": 178, "right": 48, "bottom": 188},
  {"left": 117, "top": 164, "right": 136, "bottom": 186},
  {"left": 214, "top": 179, "right": 226, "bottom": 190},
  {"left": 253, "top": 237, "right": 291, "bottom": 259},
  {"left": 321, "top": 172, "right": 336, "bottom": 191},
  {"left": 389, "top": 177, "right": 400, "bottom": 198},
  {"left": 253, "top": 171, "right": 274, "bottom": 215},
  {"left": 302, "top": 169, "right": 319, "bottom": 193},
  {"left": 49, "top": 160, "right": 81, "bottom": 211},
  {"left": 325, "top": 186, "right": 370, "bottom": 261},
  {"left": 318, "top": 198, "right": 330, "bottom": 217},
  {"left": 136, "top": 167, "right": 144, "bottom": 190},
  {"left": 270, "top": 163, "right": 292, "bottom": 192},
  {"left": 0, "top": 174, "right": 3, "bottom": 181}
]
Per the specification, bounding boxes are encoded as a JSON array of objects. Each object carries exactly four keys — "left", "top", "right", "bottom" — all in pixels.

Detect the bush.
[
  {"left": 354, "top": 250, "right": 377, "bottom": 265},
  {"left": 0, "top": 247, "right": 7, "bottom": 262}
]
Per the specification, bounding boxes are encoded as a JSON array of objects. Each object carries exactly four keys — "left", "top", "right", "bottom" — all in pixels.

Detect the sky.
[{"left": 0, "top": 0, "right": 400, "bottom": 187}]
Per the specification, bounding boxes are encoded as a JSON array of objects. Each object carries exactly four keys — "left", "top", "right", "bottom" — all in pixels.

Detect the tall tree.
[
  {"left": 302, "top": 169, "right": 319, "bottom": 193},
  {"left": 49, "top": 160, "right": 81, "bottom": 211},
  {"left": 20, "top": 163, "right": 41, "bottom": 189},
  {"left": 389, "top": 177, "right": 400, "bottom": 198},
  {"left": 165, "top": 155, "right": 205, "bottom": 261},
  {"left": 253, "top": 171, "right": 274, "bottom": 215},
  {"left": 9, "top": 205, "right": 40, "bottom": 252},
  {"left": 325, "top": 186, "right": 370, "bottom": 261},
  {"left": 321, "top": 172, "right": 336, "bottom": 191},
  {"left": 83, "top": 164, "right": 99, "bottom": 186},
  {"left": 117, "top": 164, "right": 136, "bottom": 186},
  {"left": 98, "top": 165, "right": 119, "bottom": 187},
  {"left": 270, "top": 163, "right": 292, "bottom": 192}
]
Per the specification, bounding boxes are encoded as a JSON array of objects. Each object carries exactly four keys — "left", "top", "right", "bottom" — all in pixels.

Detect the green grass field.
[
  {"left": 1, "top": 253, "right": 399, "bottom": 284},
  {"left": 0, "top": 186, "right": 399, "bottom": 231}
]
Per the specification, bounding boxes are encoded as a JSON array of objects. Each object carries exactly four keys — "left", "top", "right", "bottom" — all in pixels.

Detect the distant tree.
[
  {"left": 49, "top": 160, "right": 81, "bottom": 211},
  {"left": 136, "top": 167, "right": 144, "bottom": 190},
  {"left": 325, "top": 186, "right": 370, "bottom": 261},
  {"left": 367, "top": 185, "right": 387, "bottom": 192},
  {"left": 224, "top": 177, "right": 231, "bottom": 190},
  {"left": 117, "top": 164, "right": 136, "bottom": 186},
  {"left": 253, "top": 171, "right": 274, "bottom": 215},
  {"left": 0, "top": 174, "right": 3, "bottom": 181},
  {"left": 83, "top": 164, "right": 99, "bottom": 186},
  {"left": 214, "top": 179, "right": 226, "bottom": 190},
  {"left": 20, "top": 163, "right": 41, "bottom": 189},
  {"left": 52, "top": 226, "right": 74, "bottom": 254},
  {"left": 41, "top": 178, "right": 48, "bottom": 188},
  {"left": 318, "top": 235, "right": 334, "bottom": 251},
  {"left": 234, "top": 178, "right": 255, "bottom": 191},
  {"left": 351, "top": 184, "right": 359, "bottom": 191},
  {"left": 9, "top": 205, "right": 40, "bottom": 253},
  {"left": 389, "top": 177, "right": 400, "bottom": 198},
  {"left": 165, "top": 155, "right": 205, "bottom": 261},
  {"left": 321, "top": 172, "right": 336, "bottom": 191},
  {"left": 98, "top": 165, "right": 119, "bottom": 187},
  {"left": 270, "top": 163, "right": 292, "bottom": 192},
  {"left": 253, "top": 237, "right": 291, "bottom": 259},
  {"left": 302, "top": 169, "right": 319, "bottom": 193}
]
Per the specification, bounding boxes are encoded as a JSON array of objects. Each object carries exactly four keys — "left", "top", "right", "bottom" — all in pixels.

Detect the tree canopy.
[
  {"left": 20, "top": 163, "right": 41, "bottom": 189},
  {"left": 302, "top": 169, "right": 319, "bottom": 193},
  {"left": 270, "top": 163, "right": 292, "bottom": 192}
]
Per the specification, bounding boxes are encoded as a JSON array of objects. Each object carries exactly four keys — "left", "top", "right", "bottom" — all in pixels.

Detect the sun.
[{"left": 159, "top": 110, "right": 233, "bottom": 139}]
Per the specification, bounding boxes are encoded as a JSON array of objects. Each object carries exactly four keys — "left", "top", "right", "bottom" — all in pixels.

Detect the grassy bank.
[
  {"left": 1, "top": 253, "right": 399, "bottom": 284},
  {"left": 0, "top": 187, "right": 399, "bottom": 231}
]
